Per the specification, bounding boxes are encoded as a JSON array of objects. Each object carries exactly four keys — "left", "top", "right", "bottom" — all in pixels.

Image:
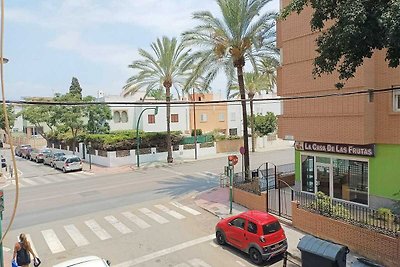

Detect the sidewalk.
[{"left": 194, "top": 186, "right": 362, "bottom": 266}]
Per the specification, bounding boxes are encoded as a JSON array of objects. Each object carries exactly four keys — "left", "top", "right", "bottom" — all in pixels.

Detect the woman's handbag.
[
  {"left": 34, "top": 257, "right": 41, "bottom": 267},
  {"left": 11, "top": 260, "right": 18, "bottom": 267}
]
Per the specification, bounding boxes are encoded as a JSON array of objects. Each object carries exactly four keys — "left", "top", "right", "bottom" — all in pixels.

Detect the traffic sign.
[
  {"left": 239, "top": 146, "right": 245, "bottom": 155},
  {"left": 228, "top": 155, "right": 238, "bottom": 166}
]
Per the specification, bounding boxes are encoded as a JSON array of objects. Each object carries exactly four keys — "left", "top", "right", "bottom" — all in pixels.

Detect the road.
[{"left": 0, "top": 148, "right": 295, "bottom": 266}]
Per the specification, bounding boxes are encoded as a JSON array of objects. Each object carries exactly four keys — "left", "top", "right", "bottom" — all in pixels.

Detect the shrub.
[{"left": 191, "top": 129, "right": 202, "bottom": 136}]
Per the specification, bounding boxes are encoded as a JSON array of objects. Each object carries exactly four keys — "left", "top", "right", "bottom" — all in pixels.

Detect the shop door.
[{"left": 316, "top": 164, "right": 331, "bottom": 196}]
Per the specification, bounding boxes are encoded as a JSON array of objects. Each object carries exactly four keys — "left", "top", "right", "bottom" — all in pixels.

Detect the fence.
[{"left": 294, "top": 191, "right": 400, "bottom": 237}]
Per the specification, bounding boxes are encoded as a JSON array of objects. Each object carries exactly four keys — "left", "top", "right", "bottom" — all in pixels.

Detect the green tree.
[
  {"left": 69, "top": 77, "right": 83, "bottom": 99},
  {"left": 0, "top": 104, "right": 15, "bottom": 130},
  {"left": 84, "top": 95, "right": 112, "bottom": 134},
  {"left": 183, "top": 0, "right": 277, "bottom": 178},
  {"left": 20, "top": 99, "right": 61, "bottom": 140},
  {"left": 281, "top": 1, "right": 400, "bottom": 87},
  {"left": 55, "top": 93, "right": 86, "bottom": 153},
  {"left": 253, "top": 112, "right": 276, "bottom": 136},
  {"left": 123, "top": 36, "right": 193, "bottom": 163},
  {"left": 229, "top": 71, "right": 275, "bottom": 152}
]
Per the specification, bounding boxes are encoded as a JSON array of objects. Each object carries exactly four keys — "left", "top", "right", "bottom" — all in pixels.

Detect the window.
[
  {"left": 218, "top": 113, "right": 225, "bottom": 122},
  {"left": 301, "top": 155, "right": 315, "bottom": 193},
  {"left": 394, "top": 89, "right": 400, "bottom": 111},
  {"left": 247, "top": 221, "right": 257, "bottom": 234},
  {"left": 148, "top": 114, "right": 155, "bottom": 124},
  {"left": 333, "top": 159, "right": 368, "bottom": 205},
  {"left": 200, "top": 114, "right": 208, "bottom": 122},
  {"left": 171, "top": 114, "right": 179, "bottom": 123},
  {"left": 229, "top": 128, "right": 238, "bottom": 136},
  {"left": 113, "top": 111, "right": 121, "bottom": 123},
  {"left": 121, "top": 111, "right": 128, "bottom": 123},
  {"left": 230, "top": 218, "right": 245, "bottom": 229},
  {"left": 263, "top": 221, "right": 281, "bottom": 235},
  {"left": 230, "top": 112, "right": 236, "bottom": 121}
]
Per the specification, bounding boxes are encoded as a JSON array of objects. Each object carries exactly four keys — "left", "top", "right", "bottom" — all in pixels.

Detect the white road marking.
[
  {"left": 154, "top": 204, "right": 186, "bottom": 220},
  {"left": 45, "top": 176, "right": 64, "bottom": 183},
  {"left": 170, "top": 202, "right": 201, "bottom": 216},
  {"left": 64, "top": 224, "right": 89, "bottom": 247},
  {"left": 11, "top": 180, "right": 25, "bottom": 187},
  {"left": 34, "top": 177, "right": 51, "bottom": 184},
  {"left": 236, "top": 260, "right": 246, "bottom": 266},
  {"left": 162, "top": 168, "right": 185, "bottom": 176},
  {"left": 62, "top": 175, "right": 77, "bottom": 181},
  {"left": 195, "top": 172, "right": 211, "bottom": 178},
  {"left": 188, "top": 258, "right": 212, "bottom": 267},
  {"left": 139, "top": 208, "right": 169, "bottom": 224},
  {"left": 85, "top": 219, "right": 111, "bottom": 240},
  {"left": 23, "top": 178, "right": 39, "bottom": 186},
  {"left": 41, "top": 229, "right": 65, "bottom": 254},
  {"left": 113, "top": 234, "right": 214, "bottom": 267},
  {"left": 174, "top": 263, "right": 190, "bottom": 267},
  {"left": 122, "top": 212, "right": 150, "bottom": 229},
  {"left": 209, "top": 242, "right": 218, "bottom": 248},
  {"left": 104, "top": 216, "right": 132, "bottom": 234}
]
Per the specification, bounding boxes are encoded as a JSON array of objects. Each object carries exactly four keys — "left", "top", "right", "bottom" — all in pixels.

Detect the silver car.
[
  {"left": 30, "top": 148, "right": 52, "bottom": 163},
  {"left": 43, "top": 151, "right": 65, "bottom": 167},
  {"left": 53, "top": 155, "right": 83, "bottom": 173}
]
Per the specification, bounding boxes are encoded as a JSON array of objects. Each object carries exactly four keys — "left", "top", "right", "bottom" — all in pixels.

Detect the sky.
[{"left": 5, "top": 0, "right": 279, "bottom": 100}]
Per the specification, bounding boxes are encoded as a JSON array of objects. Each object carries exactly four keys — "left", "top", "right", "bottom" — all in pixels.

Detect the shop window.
[
  {"left": 394, "top": 89, "right": 400, "bottom": 111},
  {"left": 148, "top": 114, "right": 155, "bottom": 124},
  {"left": 113, "top": 111, "right": 121, "bottom": 123},
  {"left": 171, "top": 114, "right": 179, "bottom": 123},
  {"left": 301, "top": 155, "right": 315, "bottom": 193},
  {"left": 121, "top": 111, "right": 128, "bottom": 123},
  {"left": 333, "top": 159, "right": 368, "bottom": 205},
  {"left": 218, "top": 113, "right": 225, "bottom": 122}
]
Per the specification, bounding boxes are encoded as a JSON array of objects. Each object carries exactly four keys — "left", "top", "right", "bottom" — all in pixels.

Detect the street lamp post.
[
  {"left": 136, "top": 107, "right": 158, "bottom": 167},
  {"left": 192, "top": 89, "right": 198, "bottom": 160}
]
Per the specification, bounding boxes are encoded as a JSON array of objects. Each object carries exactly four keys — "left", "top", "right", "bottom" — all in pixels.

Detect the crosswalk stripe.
[
  {"left": 170, "top": 202, "right": 201, "bottom": 216},
  {"left": 122, "top": 212, "right": 150, "bottom": 229},
  {"left": 174, "top": 263, "right": 190, "bottom": 267},
  {"left": 34, "top": 177, "right": 52, "bottom": 184},
  {"left": 45, "top": 176, "right": 64, "bottom": 183},
  {"left": 11, "top": 180, "right": 25, "bottom": 187},
  {"left": 64, "top": 224, "right": 89, "bottom": 247},
  {"left": 104, "top": 216, "right": 132, "bottom": 234},
  {"left": 188, "top": 258, "right": 212, "bottom": 267},
  {"left": 23, "top": 178, "right": 39, "bottom": 186},
  {"left": 62, "top": 175, "right": 77, "bottom": 181},
  {"left": 209, "top": 242, "right": 218, "bottom": 248},
  {"left": 139, "top": 208, "right": 169, "bottom": 224},
  {"left": 41, "top": 229, "right": 65, "bottom": 254},
  {"left": 154, "top": 205, "right": 185, "bottom": 220},
  {"left": 85, "top": 219, "right": 111, "bottom": 240}
]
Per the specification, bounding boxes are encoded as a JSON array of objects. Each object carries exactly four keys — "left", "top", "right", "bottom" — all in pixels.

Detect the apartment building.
[{"left": 277, "top": 0, "right": 400, "bottom": 209}]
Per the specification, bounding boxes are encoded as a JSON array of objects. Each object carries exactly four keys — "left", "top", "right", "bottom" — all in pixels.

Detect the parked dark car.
[
  {"left": 21, "top": 146, "right": 33, "bottom": 159},
  {"left": 15, "top": 144, "right": 31, "bottom": 157},
  {"left": 43, "top": 151, "right": 66, "bottom": 168},
  {"left": 31, "top": 148, "right": 52, "bottom": 163}
]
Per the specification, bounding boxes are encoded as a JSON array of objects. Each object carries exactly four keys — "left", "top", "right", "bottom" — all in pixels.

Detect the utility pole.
[
  {"left": 136, "top": 107, "right": 158, "bottom": 167},
  {"left": 192, "top": 89, "right": 198, "bottom": 160}
]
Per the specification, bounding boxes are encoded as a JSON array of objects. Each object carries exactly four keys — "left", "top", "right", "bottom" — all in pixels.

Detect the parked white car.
[
  {"left": 53, "top": 155, "right": 83, "bottom": 173},
  {"left": 53, "top": 256, "right": 110, "bottom": 267}
]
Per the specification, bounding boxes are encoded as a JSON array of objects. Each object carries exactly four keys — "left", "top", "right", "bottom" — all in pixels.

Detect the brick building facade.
[{"left": 277, "top": 0, "right": 400, "bottom": 209}]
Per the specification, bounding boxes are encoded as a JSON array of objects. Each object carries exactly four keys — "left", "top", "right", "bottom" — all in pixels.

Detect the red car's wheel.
[
  {"left": 216, "top": 231, "right": 226, "bottom": 245},
  {"left": 249, "top": 248, "right": 263, "bottom": 265}
]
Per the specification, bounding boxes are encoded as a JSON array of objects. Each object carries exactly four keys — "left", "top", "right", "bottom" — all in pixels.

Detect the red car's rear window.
[{"left": 262, "top": 221, "right": 281, "bottom": 235}]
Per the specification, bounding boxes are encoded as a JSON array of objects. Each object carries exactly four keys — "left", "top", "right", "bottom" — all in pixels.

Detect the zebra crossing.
[
  {"left": 174, "top": 258, "right": 212, "bottom": 267},
  {"left": 8, "top": 171, "right": 95, "bottom": 188},
  {"left": 17, "top": 201, "right": 202, "bottom": 255}
]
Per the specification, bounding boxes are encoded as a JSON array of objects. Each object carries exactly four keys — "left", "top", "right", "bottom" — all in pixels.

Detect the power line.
[{"left": 2, "top": 86, "right": 398, "bottom": 107}]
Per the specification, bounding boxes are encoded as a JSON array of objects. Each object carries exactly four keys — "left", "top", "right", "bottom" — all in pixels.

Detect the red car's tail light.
[{"left": 259, "top": 236, "right": 266, "bottom": 243}]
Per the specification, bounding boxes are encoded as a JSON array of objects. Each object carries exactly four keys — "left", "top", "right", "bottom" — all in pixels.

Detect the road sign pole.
[
  {"left": 229, "top": 165, "right": 233, "bottom": 214},
  {"left": 0, "top": 190, "right": 4, "bottom": 267}
]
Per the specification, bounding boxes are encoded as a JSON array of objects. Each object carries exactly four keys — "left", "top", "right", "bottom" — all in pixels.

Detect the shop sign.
[{"left": 295, "top": 141, "right": 375, "bottom": 157}]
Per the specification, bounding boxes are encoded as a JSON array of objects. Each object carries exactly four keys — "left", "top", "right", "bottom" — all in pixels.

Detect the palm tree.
[
  {"left": 229, "top": 71, "right": 275, "bottom": 152},
  {"left": 183, "top": 0, "right": 277, "bottom": 179},
  {"left": 123, "top": 36, "right": 193, "bottom": 163}
]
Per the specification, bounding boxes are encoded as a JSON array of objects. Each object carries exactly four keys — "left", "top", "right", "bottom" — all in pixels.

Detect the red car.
[{"left": 215, "top": 210, "right": 287, "bottom": 265}]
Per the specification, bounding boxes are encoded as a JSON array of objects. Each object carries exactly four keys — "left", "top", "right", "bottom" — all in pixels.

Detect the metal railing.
[{"left": 294, "top": 191, "right": 400, "bottom": 237}]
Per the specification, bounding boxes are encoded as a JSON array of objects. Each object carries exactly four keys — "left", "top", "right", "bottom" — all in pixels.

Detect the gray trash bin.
[{"left": 297, "top": 235, "right": 349, "bottom": 267}]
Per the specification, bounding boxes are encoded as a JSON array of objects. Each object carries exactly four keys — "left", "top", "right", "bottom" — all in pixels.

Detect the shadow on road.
[{"left": 155, "top": 174, "right": 219, "bottom": 197}]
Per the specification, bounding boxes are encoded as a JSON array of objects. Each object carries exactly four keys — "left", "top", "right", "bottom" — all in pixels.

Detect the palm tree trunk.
[
  {"left": 249, "top": 94, "right": 255, "bottom": 153},
  {"left": 237, "top": 65, "right": 250, "bottom": 180},
  {"left": 165, "top": 85, "right": 173, "bottom": 163}
]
